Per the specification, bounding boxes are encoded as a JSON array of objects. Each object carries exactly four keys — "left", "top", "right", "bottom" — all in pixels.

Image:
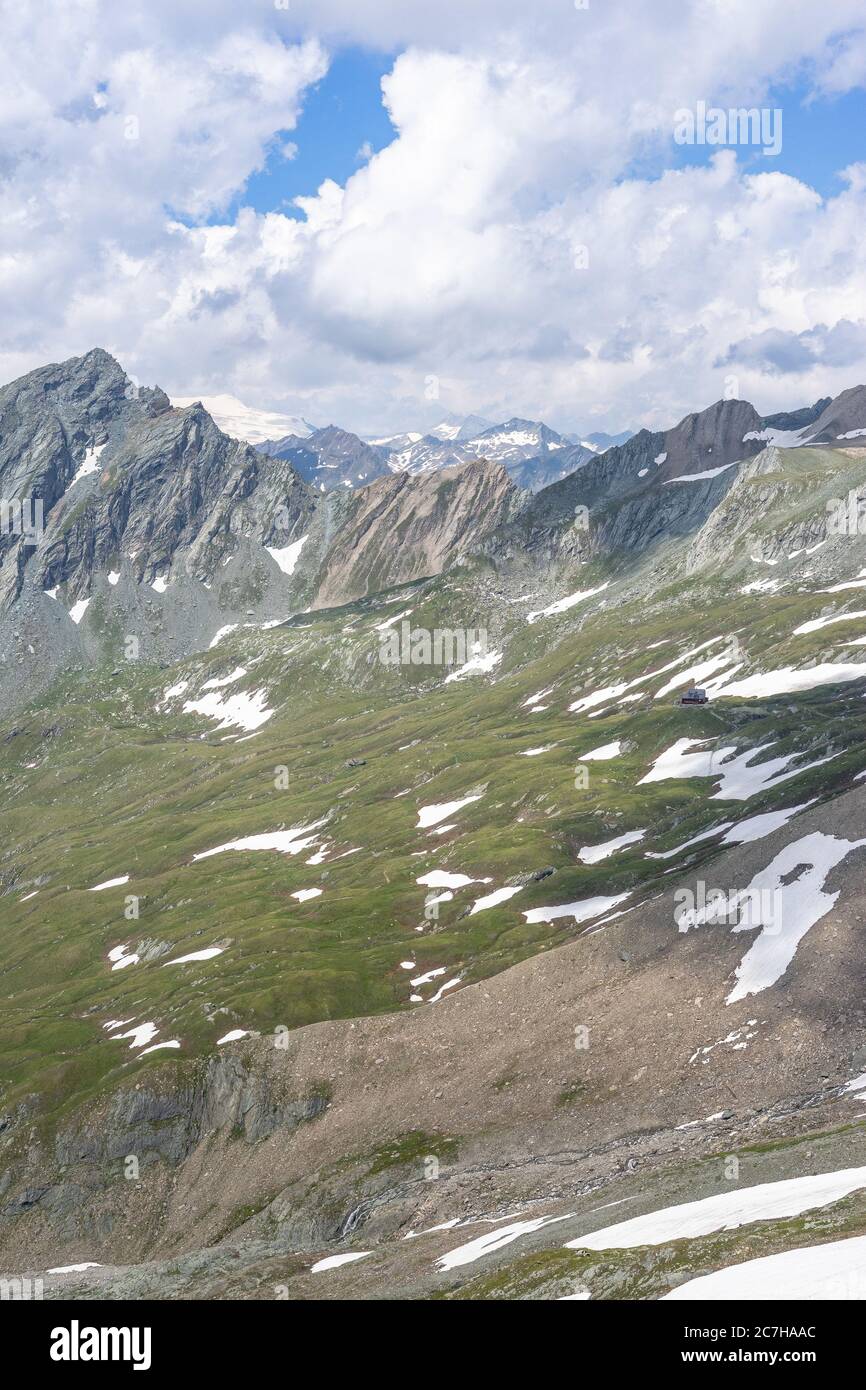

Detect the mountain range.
[
  {"left": 5, "top": 349, "right": 866, "bottom": 1299},
  {"left": 198, "top": 395, "right": 630, "bottom": 494}
]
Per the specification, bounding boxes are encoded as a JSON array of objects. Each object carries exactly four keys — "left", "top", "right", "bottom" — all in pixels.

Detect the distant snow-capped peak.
[{"left": 171, "top": 393, "right": 316, "bottom": 446}]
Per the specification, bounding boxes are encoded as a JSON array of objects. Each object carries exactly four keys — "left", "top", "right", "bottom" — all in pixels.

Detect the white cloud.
[{"left": 3, "top": 1, "right": 866, "bottom": 435}]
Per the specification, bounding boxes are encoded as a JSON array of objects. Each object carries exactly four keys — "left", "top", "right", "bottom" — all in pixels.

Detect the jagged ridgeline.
[
  {"left": 5, "top": 350, "right": 866, "bottom": 1298},
  {"left": 0, "top": 350, "right": 524, "bottom": 709}
]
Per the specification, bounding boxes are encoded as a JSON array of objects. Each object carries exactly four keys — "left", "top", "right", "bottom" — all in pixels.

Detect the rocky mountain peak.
[
  {"left": 806, "top": 384, "right": 866, "bottom": 443},
  {"left": 658, "top": 396, "right": 763, "bottom": 479},
  {"left": 310, "top": 455, "right": 521, "bottom": 607}
]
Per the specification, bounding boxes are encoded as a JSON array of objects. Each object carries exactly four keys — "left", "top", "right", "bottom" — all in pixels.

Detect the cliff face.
[
  {"left": 807, "top": 385, "right": 866, "bottom": 443},
  {"left": 310, "top": 457, "right": 523, "bottom": 607},
  {"left": 0, "top": 352, "right": 316, "bottom": 610},
  {"left": 0, "top": 353, "right": 525, "bottom": 686},
  {"left": 0, "top": 351, "right": 325, "bottom": 710},
  {"left": 656, "top": 397, "right": 763, "bottom": 480},
  {"left": 0, "top": 349, "right": 168, "bottom": 608}
]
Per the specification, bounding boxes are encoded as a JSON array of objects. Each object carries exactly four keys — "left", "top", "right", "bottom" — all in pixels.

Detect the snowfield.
[
  {"left": 677, "top": 831, "right": 866, "bottom": 1004},
  {"left": 182, "top": 686, "right": 274, "bottom": 732},
  {"left": 638, "top": 737, "right": 837, "bottom": 801},
  {"left": 712, "top": 662, "right": 866, "bottom": 698},
  {"left": 566, "top": 1166, "right": 866, "bottom": 1251},
  {"left": 664, "top": 1234, "right": 866, "bottom": 1300}
]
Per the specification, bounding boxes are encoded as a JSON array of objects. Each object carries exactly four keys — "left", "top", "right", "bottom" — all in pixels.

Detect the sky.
[{"left": 2, "top": 0, "right": 866, "bottom": 437}]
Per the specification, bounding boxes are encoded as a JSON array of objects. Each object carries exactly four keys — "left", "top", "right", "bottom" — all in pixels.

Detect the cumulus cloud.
[
  {"left": 3, "top": 0, "right": 866, "bottom": 434},
  {"left": 0, "top": 3, "right": 326, "bottom": 360}
]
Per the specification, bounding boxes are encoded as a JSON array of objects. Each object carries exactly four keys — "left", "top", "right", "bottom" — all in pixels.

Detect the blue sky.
[
  {"left": 231, "top": 54, "right": 866, "bottom": 222},
  {"left": 227, "top": 48, "right": 397, "bottom": 221},
  {"left": 771, "top": 85, "right": 866, "bottom": 194},
  {"left": 660, "top": 80, "right": 866, "bottom": 196}
]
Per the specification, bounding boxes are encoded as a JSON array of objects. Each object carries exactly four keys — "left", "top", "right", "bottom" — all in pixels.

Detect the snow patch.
[
  {"left": 373, "top": 607, "right": 414, "bottom": 632},
  {"left": 265, "top": 535, "right": 308, "bottom": 575},
  {"left": 713, "top": 663, "right": 866, "bottom": 698},
  {"left": 794, "top": 609, "right": 866, "bottom": 636},
  {"left": 429, "top": 974, "right": 463, "bottom": 1002},
  {"left": 438, "top": 1215, "right": 573, "bottom": 1271},
  {"left": 444, "top": 648, "right": 502, "bottom": 683},
  {"left": 523, "top": 893, "right": 631, "bottom": 926},
  {"left": 89, "top": 875, "right": 130, "bottom": 892},
  {"left": 578, "top": 829, "right": 646, "bottom": 864},
  {"left": 568, "top": 1166, "right": 866, "bottom": 1251},
  {"left": 522, "top": 687, "right": 553, "bottom": 708},
  {"left": 665, "top": 1233, "right": 866, "bottom": 1300},
  {"left": 577, "top": 740, "right": 622, "bottom": 761},
  {"left": 72, "top": 442, "right": 106, "bottom": 483},
  {"left": 183, "top": 687, "right": 273, "bottom": 732},
  {"left": 527, "top": 583, "right": 608, "bottom": 624},
  {"left": 410, "top": 966, "right": 446, "bottom": 986},
  {"left": 68, "top": 597, "right": 90, "bottom": 625},
  {"left": 193, "top": 819, "right": 328, "bottom": 861},
  {"left": 417, "top": 795, "right": 482, "bottom": 829},
  {"left": 416, "top": 870, "right": 479, "bottom": 889},
  {"left": 201, "top": 667, "right": 246, "bottom": 690},
  {"left": 161, "top": 679, "right": 189, "bottom": 703},
  {"left": 664, "top": 462, "right": 737, "bottom": 483},
  {"left": 638, "top": 737, "right": 837, "bottom": 801},
  {"left": 310, "top": 1252, "right": 371, "bottom": 1274},
  {"left": 164, "top": 947, "right": 224, "bottom": 965},
  {"left": 109, "top": 1021, "right": 159, "bottom": 1050},
  {"left": 468, "top": 885, "right": 523, "bottom": 915},
  {"left": 108, "top": 943, "right": 139, "bottom": 972},
  {"left": 678, "top": 831, "right": 866, "bottom": 1003}
]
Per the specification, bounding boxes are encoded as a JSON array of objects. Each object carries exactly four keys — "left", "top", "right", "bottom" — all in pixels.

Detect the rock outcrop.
[{"left": 310, "top": 457, "right": 524, "bottom": 607}]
